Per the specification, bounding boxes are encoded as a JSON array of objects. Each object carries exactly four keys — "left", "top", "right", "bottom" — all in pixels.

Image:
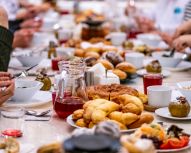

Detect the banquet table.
[{"left": 6, "top": 62, "right": 191, "bottom": 152}]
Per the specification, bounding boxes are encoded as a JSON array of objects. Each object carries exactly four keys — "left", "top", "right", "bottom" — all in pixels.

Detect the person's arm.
[{"left": 0, "top": 6, "right": 14, "bottom": 71}]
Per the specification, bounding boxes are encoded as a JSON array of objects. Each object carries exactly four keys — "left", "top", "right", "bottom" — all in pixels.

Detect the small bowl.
[
  {"left": 177, "top": 81, "right": 191, "bottom": 102},
  {"left": 152, "top": 51, "right": 183, "bottom": 68},
  {"left": 17, "top": 56, "right": 42, "bottom": 67},
  {"left": 137, "top": 33, "right": 162, "bottom": 47},
  {"left": 12, "top": 80, "right": 43, "bottom": 102}
]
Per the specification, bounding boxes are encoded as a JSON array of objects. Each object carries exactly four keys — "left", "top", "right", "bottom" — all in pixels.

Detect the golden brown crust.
[
  {"left": 116, "top": 62, "right": 136, "bottom": 74},
  {"left": 74, "top": 49, "right": 85, "bottom": 57},
  {"left": 128, "top": 112, "right": 154, "bottom": 129},
  {"left": 112, "top": 69, "right": 127, "bottom": 80},
  {"left": 76, "top": 118, "right": 87, "bottom": 127},
  {"left": 97, "top": 59, "right": 114, "bottom": 70},
  {"left": 37, "top": 142, "right": 62, "bottom": 153},
  {"left": 84, "top": 51, "right": 100, "bottom": 59},
  {"left": 72, "top": 109, "right": 84, "bottom": 120}
]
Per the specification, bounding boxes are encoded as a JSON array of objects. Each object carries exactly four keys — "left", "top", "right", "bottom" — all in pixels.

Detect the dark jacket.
[{"left": 0, "top": 26, "right": 13, "bottom": 71}]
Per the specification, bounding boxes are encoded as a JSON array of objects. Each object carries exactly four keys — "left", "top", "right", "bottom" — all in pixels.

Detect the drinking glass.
[
  {"left": 0, "top": 107, "right": 25, "bottom": 137},
  {"left": 143, "top": 74, "right": 163, "bottom": 94}
]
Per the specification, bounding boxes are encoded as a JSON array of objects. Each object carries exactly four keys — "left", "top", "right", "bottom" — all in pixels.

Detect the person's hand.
[
  {"left": 20, "top": 18, "right": 42, "bottom": 30},
  {"left": 13, "top": 29, "right": 34, "bottom": 48},
  {"left": 173, "top": 20, "right": 191, "bottom": 39},
  {"left": 16, "top": 9, "right": 36, "bottom": 20},
  {"left": 173, "top": 35, "right": 191, "bottom": 51},
  {"left": 0, "top": 6, "right": 8, "bottom": 29},
  {"left": 134, "top": 16, "right": 156, "bottom": 33},
  {"left": 0, "top": 72, "right": 14, "bottom": 105}
]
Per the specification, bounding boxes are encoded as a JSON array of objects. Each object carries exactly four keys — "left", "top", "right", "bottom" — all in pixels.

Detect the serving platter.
[
  {"left": 155, "top": 107, "right": 191, "bottom": 121},
  {"left": 66, "top": 115, "right": 137, "bottom": 133},
  {"left": 136, "top": 69, "right": 171, "bottom": 78},
  {"left": 164, "top": 61, "right": 191, "bottom": 72},
  {"left": 4, "top": 91, "right": 52, "bottom": 108}
]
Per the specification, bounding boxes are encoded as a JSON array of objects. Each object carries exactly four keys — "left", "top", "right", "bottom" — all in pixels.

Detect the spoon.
[
  {"left": 25, "top": 109, "right": 51, "bottom": 117},
  {"left": 162, "top": 48, "right": 176, "bottom": 57}
]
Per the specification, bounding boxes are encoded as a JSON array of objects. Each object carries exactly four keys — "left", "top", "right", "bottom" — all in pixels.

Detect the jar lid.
[{"left": 63, "top": 134, "right": 120, "bottom": 153}]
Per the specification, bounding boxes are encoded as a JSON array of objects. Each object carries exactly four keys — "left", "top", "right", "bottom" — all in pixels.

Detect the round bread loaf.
[{"left": 116, "top": 62, "right": 136, "bottom": 74}]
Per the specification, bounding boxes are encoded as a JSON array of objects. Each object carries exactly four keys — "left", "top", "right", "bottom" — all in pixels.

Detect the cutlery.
[
  {"left": 162, "top": 48, "right": 175, "bottom": 57},
  {"left": 11, "top": 64, "right": 38, "bottom": 79},
  {"left": 25, "top": 109, "right": 51, "bottom": 117}
]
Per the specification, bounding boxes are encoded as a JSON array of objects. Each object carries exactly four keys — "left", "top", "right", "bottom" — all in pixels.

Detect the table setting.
[{"left": 0, "top": 1, "right": 191, "bottom": 153}]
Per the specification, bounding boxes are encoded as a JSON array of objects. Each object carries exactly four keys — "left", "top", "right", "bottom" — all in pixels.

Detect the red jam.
[
  {"left": 54, "top": 95, "right": 83, "bottom": 119},
  {"left": 143, "top": 74, "right": 163, "bottom": 94},
  {"left": 1, "top": 129, "right": 23, "bottom": 137}
]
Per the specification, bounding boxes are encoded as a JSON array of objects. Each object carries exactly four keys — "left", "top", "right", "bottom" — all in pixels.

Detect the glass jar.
[{"left": 53, "top": 58, "right": 88, "bottom": 119}]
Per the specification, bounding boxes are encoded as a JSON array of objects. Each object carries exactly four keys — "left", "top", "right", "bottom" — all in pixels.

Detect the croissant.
[
  {"left": 109, "top": 111, "right": 139, "bottom": 126},
  {"left": 91, "top": 109, "right": 107, "bottom": 124},
  {"left": 110, "top": 120, "right": 128, "bottom": 130},
  {"left": 128, "top": 112, "right": 154, "bottom": 129},
  {"left": 113, "top": 94, "right": 144, "bottom": 115}
]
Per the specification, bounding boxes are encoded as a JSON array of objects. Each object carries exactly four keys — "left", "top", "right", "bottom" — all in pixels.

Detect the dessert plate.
[
  {"left": 4, "top": 91, "right": 52, "bottom": 108},
  {"left": 164, "top": 61, "right": 191, "bottom": 72},
  {"left": 66, "top": 115, "right": 136, "bottom": 133},
  {"left": 136, "top": 69, "right": 171, "bottom": 78},
  {"left": 155, "top": 107, "right": 191, "bottom": 120}
]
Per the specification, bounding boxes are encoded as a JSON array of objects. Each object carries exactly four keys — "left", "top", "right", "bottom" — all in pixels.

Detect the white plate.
[
  {"left": 66, "top": 115, "right": 136, "bottom": 133},
  {"left": 164, "top": 61, "right": 191, "bottom": 72},
  {"left": 157, "top": 142, "right": 191, "bottom": 152},
  {"left": 155, "top": 107, "right": 191, "bottom": 120},
  {"left": 4, "top": 91, "right": 52, "bottom": 108},
  {"left": 137, "top": 69, "right": 171, "bottom": 78}
]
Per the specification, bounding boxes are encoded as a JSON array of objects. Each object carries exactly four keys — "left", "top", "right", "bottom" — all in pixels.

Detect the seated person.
[
  {"left": 0, "top": 72, "right": 15, "bottom": 106},
  {"left": 0, "top": 6, "right": 14, "bottom": 71}
]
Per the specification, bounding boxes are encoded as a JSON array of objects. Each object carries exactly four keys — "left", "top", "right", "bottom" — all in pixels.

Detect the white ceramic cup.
[
  {"left": 125, "top": 52, "right": 144, "bottom": 69},
  {"left": 58, "top": 29, "right": 72, "bottom": 41},
  {"left": 148, "top": 85, "right": 172, "bottom": 108},
  {"left": 110, "top": 32, "right": 126, "bottom": 46}
]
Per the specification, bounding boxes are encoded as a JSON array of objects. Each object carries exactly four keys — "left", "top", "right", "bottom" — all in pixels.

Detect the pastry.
[
  {"left": 3, "top": 138, "right": 20, "bottom": 153},
  {"left": 97, "top": 59, "right": 114, "bottom": 70},
  {"left": 113, "top": 94, "right": 144, "bottom": 115},
  {"left": 74, "top": 49, "right": 85, "bottom": 57},
  {"left": 116, "top": 62, "right": 136, "bottom": 74},
  {"left": 72, "top": 109, "right": 84, "bottom": 120},
  {"left": 146, "top": 60, "right": 162, "bottom": 73},
  {"left": 103, "top": 51, "right": 124, "bottom": 66},
  {"left": 109, "top": 111, "right": 139, "bottom": 126},
  {"left": 76, "top": 118, "right": 87, "bottom": 127},
  {"left": 37, "top": 142, "right": 62, "bottom": 153},
  {"left": 84, "top": 51, "right": 100, "bottom": 59},
  {"left": 128, "top": 113, "right": 154, "bottom": 129},
  {"left": 109, "top": 120, "right": 128, "bottom": 130},
  {"left": 112, "top": 69, "right": 127, "bottom": 80},
  {"left": 91, "top": 109, "right": 107, "bottom": 123},
  {"left": 85, "top": 57, "right": 97, "bottom": 67}
]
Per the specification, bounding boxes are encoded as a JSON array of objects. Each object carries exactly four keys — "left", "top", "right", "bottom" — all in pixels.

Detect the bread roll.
[
  {"left": 74, "top": 49, "right": 85, "bottom": 57},
  {"left": 72, "top": 109, "right": 84, "bottom": 120},
  {"left": 113, "top": 94, "right": 144, "bottom": 115},
  {"left": 128, "top": 112, "right": 154, "bottom": 129},
  {"left": 85, "top": 51, "right": 100, "bottom": 59},
  {"left": 91, "top": 109, "right": 107, "bottom": 124},
  {"left": 76, "top": 118, "right": 87, "bottom": 127},
  {"left": 112, "top": 69, "right": 127, "bottom": 80},
  {"left": 110, "top": 120, "right": 128, "bottom": 130},
  {"left": 109, "top": 111, "right": 139, "bottom": 126},
  {"left": 116, "top": 62, "right": 136, "bottom": 74},
  {"left": 97, "top": 59, "right": 114, "bottom": 70},
  {"left": 4, "top": 138, "right": 20, "bottom": 153},
  {"left": 37, "top": 142, "right": 62, "bottom": 153}
]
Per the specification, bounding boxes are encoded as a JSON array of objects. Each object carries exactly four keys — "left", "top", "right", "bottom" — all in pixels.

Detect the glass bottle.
[{"left": 53, "top": 58, "right": 88, "bottom": 119}]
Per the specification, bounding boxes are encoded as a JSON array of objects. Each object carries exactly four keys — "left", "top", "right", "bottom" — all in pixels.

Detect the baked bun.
[
  {"left": 97, "top": 59, "right": 114, "bottom": 70},
  {"left": 72, "top": 109, "right": 84, "bottom": 120},
  {"left": 3, "top": 138, "right": 20, "bottom": 153},
  {"left": 116, "top": 62, "right": 136, "bottom": 74},
  {"left": 37, "top": 142, "right": 62, "bottom": 153},
  {"left": 128, "top": 112, "right": 154, "bottom": 129},
  {"left": 112, "top": 69, "right": 127, "bottom": 80},
  {"left": 74, "top": 49, "right": 85, "bottom": 57},
  {"left": 85, "top": 51, "right": 100, "bottom": 59}
]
